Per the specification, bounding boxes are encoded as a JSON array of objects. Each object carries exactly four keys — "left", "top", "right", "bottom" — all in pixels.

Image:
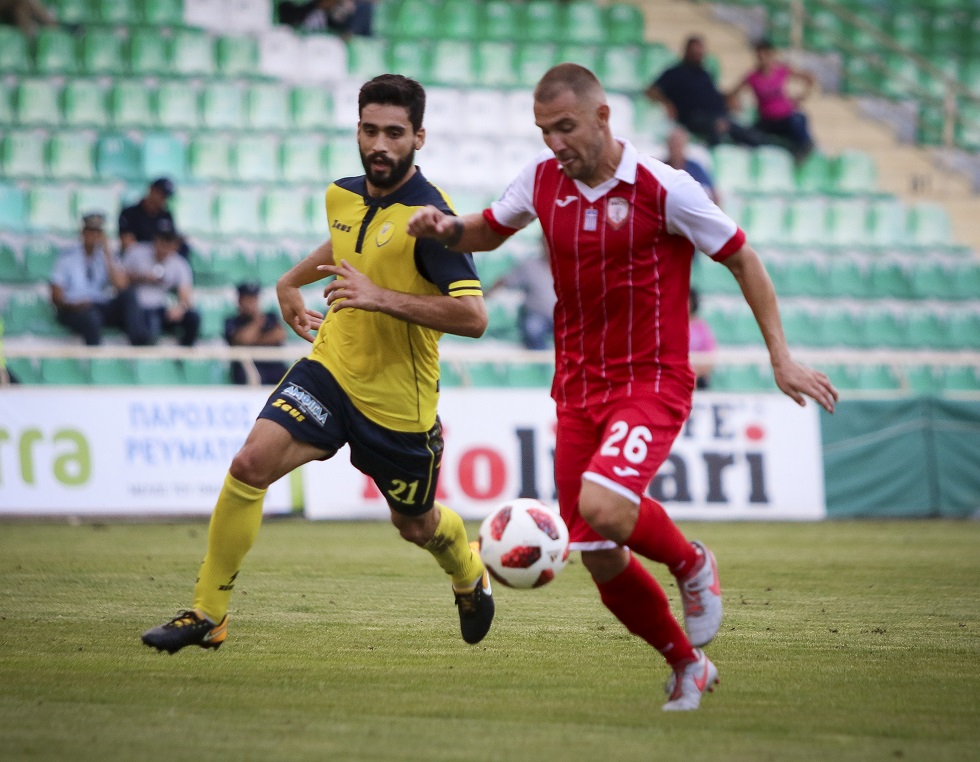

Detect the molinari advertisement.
[{"left": 0, "top": 388, "right": 825, "bottom": 520}]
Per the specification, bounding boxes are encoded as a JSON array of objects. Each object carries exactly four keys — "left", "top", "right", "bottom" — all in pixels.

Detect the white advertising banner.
[
  {"left": 0, "top": 388, "right": 293, "bottom": 515},
  {"left": 304, "top": 390, "right": 826, "bottom": 522}
]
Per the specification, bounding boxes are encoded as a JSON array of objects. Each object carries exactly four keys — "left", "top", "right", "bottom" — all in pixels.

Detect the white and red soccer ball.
[{"left": 478, "top": 498, "right": 570, "bottom": 589}]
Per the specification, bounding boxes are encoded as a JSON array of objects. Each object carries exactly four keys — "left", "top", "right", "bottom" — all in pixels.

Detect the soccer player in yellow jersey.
[{"left": 142, "top": 75, "right": 494, "bottom": 653}]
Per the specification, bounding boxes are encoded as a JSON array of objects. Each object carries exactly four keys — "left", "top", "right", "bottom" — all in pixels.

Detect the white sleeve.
[
  {"left": 487, "top": 152, "right": 547, "bottom": 233},
  {"left": 664, "top": 169, "right": 743, "bottom": 259}
]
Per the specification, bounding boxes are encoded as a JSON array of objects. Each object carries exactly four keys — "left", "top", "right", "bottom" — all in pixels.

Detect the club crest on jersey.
[
  {"left": 606, "top": 197, "right": 630, "bottom": 229},
  {"left": 376, "top": 221, "right": 395, "bottom": 247}
]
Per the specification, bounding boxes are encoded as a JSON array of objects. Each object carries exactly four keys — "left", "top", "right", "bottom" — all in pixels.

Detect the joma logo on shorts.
[{"left": 280, "top": 384, "right": 330, "bottom": 426}]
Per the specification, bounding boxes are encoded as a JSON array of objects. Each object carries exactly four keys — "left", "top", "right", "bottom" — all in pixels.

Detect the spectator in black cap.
[
  {"left": 224, "top": 281, "right": 289, "bottom": 385},
  {"left": 49, "top": 212, "right": 148, "bottom": 345},
  {"left": 122, "top": 229, "right": 200, "bottom": 346},
  {"left": 119, "top": 177, "right": 191, "bottom": 259}
]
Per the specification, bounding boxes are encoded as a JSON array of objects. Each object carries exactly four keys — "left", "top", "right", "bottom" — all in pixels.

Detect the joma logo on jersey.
[
  {"left": 332, "top": 220, "right": 352, "bottom": 232},
  {"left": 280, "top": 383, "right": 330, "bottom": 426}
]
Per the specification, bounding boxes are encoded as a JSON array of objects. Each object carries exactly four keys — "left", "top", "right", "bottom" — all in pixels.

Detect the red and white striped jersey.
[{"left": 484, "top": 139, "right": 745, "bottom": 410}]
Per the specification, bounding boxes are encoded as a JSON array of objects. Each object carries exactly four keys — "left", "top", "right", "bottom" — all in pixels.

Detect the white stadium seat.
[{"left": 302, "top": 34, "right": 348, "bottom": 83}]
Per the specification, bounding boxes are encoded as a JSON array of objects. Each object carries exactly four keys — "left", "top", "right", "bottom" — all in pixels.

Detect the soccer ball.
[{"left": 478, "top": 498, "right": 570, "bottom": 589}]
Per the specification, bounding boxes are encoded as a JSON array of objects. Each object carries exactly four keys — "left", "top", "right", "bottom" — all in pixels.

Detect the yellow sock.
[
  {"left": 423, "top": 503, "right": 485, "bottom": 590},
  {"left": 192, "top": 472, "right": 266, "bottom": 622}
]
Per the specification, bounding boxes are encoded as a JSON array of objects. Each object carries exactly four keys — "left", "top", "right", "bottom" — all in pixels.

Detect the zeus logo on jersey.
[
  {"left": 280, "top": 383, "right": 330, "bottom": 426},
  {"left": 332, "top": 220, "right": 352, "bottom": 232}
]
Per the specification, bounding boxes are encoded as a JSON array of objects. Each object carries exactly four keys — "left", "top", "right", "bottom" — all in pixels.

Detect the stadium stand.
[{"left": 0, "top": 0, "right": 976, "bottom": 395}]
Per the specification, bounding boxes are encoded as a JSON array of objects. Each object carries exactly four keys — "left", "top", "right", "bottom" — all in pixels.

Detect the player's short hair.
[
  {"left": 534, "top": 63, "right": 605, "bottom": 105},
  {"left": 359, "top": 74, "right": 426, "bottom": 132}
]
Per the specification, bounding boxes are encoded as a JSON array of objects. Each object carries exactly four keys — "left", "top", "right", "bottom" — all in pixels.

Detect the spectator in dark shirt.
[
  {"left": 646, "top": 35, "right": 766, "bottom": 148},
  {"left": 664, "top": 126, "right": 719, "bottom": 205},
  {"left": 224, "top": 282, "right": 289, "bottom": 385},
  {"left": 277, "top": 0, "right": 373, "bottom": 38},
  {"left": 0, "top": 0, "right": 56, "bottom": 38},
  {"left": 119, "top": 177, "right": 191, "bottom": 259}
]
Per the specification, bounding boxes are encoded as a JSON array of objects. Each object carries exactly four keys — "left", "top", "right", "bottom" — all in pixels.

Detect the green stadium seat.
[
  {"left": 711, "top": 145, "right": 754, "bottom": 193},
  {"left": 889, "top": 10, "right": 928, "bottom": 50},
  {"left": 95, "top": 133, "right": 141, "bottom": 181},
  {"left": 5, "top": 358, "right": 42, "bottom": 384},
  {"left": 73, "top": 184, "right": 122, "bottom": 233},
  {"left": 135, "top": 359, "right": 184, "bottom": 386},
  {"left": 15, "top": 78, "right": 62, "bottom": 126},
  {"left": 752, "top": 146, "right": 796, "bottom": 193},
  {"left": 439, "top": 0, "right": 480, "bottom": 39},
  {"left": 214, "top": 188, "right": 263, "bottom": 236},
  {"left": 867, "top": 197, "right": 907, "bottom": 249},
  {"left": 34, "top": 28, "right": 78, "bottom": 74},
  {"left": 90, "top": 359, "right": 138, "bottom": 386},
  {"left": 784, "top": 197, "right": 828, "bottom": 248},
  {"left": 857, "top": 364, "right": 902, "bottom": 391},
  {"left": 0, "top": 183, "right": 28, "bottom": 232},
  {"left": 710, "top": 364, "right": 772, "bottom": 392},
  {"left": 826, "top": 198, "right": 869, "bottom": 248},
  {"left": 780, "top": 258, "right": 828, "bottom": 298},
  {"left": 557, "top": 44, "right": 601, "bottom": 73},
  {"left": 347, "top": 35, "right": 387, "bottom": 81},
  {"left": 505, "top": 363, "right": 553, "bottom": 387},
  {"left": 155, "top": 81, "right": 200, "bottom": 130},
  {"left": 216, "top": 35, "right": 259, "bottom": 76},
  {"left": 480, "top": 0, "right": 521, "bottom": 42},
  {"left": 280, "top": 134, "right": 324, "bottom": 183},
  {"left": 244, "top": 82, "right": 290, "bottom": 131},
  {"left": 141, "top": 132, "right": 186, "bottom": 181},
  {"left": 695, "top": 258, "right": 742, "bottom": 296},
  {"left": 263, "top": 187, "right": 312, "bottom": 237},
  {"left": 794, "top": 152, "right": 834, "bottom": 193},
  {"left": 254, "top": 245, "right": 293, "bottom": 286},
  {"left": 430, "top": 40, "right": 477, "bottom": 86},
  {"left": 632, "top": 98, "right": 671, "bottom": 141},
  {"left": 325, "top": 135, "right": 364, "bottom": 179},
  {"left": 22, "top": 239, "right": 59, "bottom": 282},
  {"left": 170, "top": 184, "right": 214, "bottom": 236},
  {"left": 943, "top": 365, "right": 980, "bottom": 391},
  {"left": 832, "top": 150, "right": 877, "bottom": 195},
  {"left": 522, "top": 0, "right": 562, "bottom": 42},
  {"left": 171, "top": 29, "right": 216, "bottom": 76},
  {"left": 0, "top": 243, "right": 29, "bottom": 283},
  {"left": 949, "top": 261, "right": 980, "bottom": 301},
  {"left": 47, "top": 131, "right": 95, "bottom": 180},
  {"left": 78, "top": 28, "right": 124, "bottom": 75},
  {"left": 27, "top": 184, "right": 75, "bottom": 232},
  {"left": 562, "top": 1, "right": 605, "bottom": 44},
  {"left": 201, "top": 82, "right": 244, "bottom": 130},
  {"left": 841, "top": 53, "right": 882, "bottom": 96},
  {"left": 387, "top": 39, "right": 432, "bottom": 81},
  {"left": 906, "top": 202, "right": 952, "bottom": 247},
  {"left": 208, "top": 242, "right": 250, "bottom": 285},
  {"left": 390, "top": 0, "right": 438, "bottom": 38},
  {"left": 184, "top": 359, "right": 231, "bottom": 385},
  {"left": 235, "top": 135, "right": 280, "bottom": 182},
  {"left": 475, "top": 41, "right": 519, "bottom": 87},
  {"left": 605, "top": 3, "right": 646, "bottom": 45},
  {"left": 862, "top": 308, "right": 908, "bottom": 348},
  {"left": 291, "top": 85, "right": 333, "bottom": 131},
  {"left": 804, "top": 8, "right": 843, "bottom": 53},
  {"left": 62, "top": 79, "right": 107, "bottom": 128},
  {"left": 92, "top": 0, "right": 140, "bottom": 23},
  {"left": 41, "top": 358, "right": 91, "bottom": 385},
  {"left": 908, "top": 261, "right": 953, "bottom": 300},
  {"left": 188, "top": 134, "right": 234, "bottom": 182},
  {"left": 0, "top": 26, "right": 32, "bottom": 73},
  {"left": 947, "top": 312, "right": 980, "bottom": 350},
  {"left": 0, "top": 81, "right": 16, "bottom": 124},
  {"left": 906, "top": 311, "right": 950, "bottom": 348},
  {"left": 141, "top": 0, "right": 184, "bottom": 26},
  {"left": 742, "top": 197, "right": 786, "bottom": 246},
  {"left": 868, "top": 260, "right": 913, "bottom": 300},
  {"left": 600, "top": 46, "right": 648, "bottom": 92},
  {"left": 826, "top": 259, "right": 872, "bottom": 299},
  {"left": 50, "top": 0, "right": 90, "bottom": 24},
  {"left": 2, "top": 129, "right": 47, "bottom": 178},
  {"left": 127, "top": 28, "right": 171, "bottom": 75},
  {"left": 108, "top": 79, "right": 155, "bottom": 129},
  {"left": 516, "top": 43, "right": 560, "bottom": 88}
]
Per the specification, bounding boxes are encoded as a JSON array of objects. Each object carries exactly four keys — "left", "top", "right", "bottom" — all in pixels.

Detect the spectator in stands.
[
  {"left": 277, "top": 0, "right": 373, "bottom": 38},
  {"left": 123, "top": 230, "right": 200, "bottom": 347},
  {"left": 486, "top": 245, "right": 556, "bottom": 351},
  {"left": 688, "top": 288, "right": 717, "bottom": 390},
  {"left": 646, "top": 35, "right": 766, "bottom": 148},
  {"left": 0, "top": 0, "right": 56, "bottom": 38},
  {"left": 49, "top": 212, "right": 147, "bottom": 346},
  {"left": 664, "top": 126, "right": 719, "bottom": 205},
  {"left": 728, "top": 39, "right": 816, "bottom": 161},
  {"left": 119, "top": 178, "right": 191, "bottom": 259},
  {"left": 224, "top": 281, "right": 289, "bottom": 386}
]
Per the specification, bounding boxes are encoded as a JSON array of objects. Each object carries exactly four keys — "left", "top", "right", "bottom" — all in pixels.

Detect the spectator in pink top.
[
  {"left": 688, "top": 288, "right": 716, "bottom": 390},
  {"left": 730, "top": 39, "right": 816, "bottom": 161}
]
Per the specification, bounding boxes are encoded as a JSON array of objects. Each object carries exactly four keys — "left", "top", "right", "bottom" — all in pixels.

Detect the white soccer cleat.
[
  {"left": 662, "top": 649, "right": 719, "bottom": 711},
  {"left": 678, "top": 541, "right": 722, "bottom": 647}
]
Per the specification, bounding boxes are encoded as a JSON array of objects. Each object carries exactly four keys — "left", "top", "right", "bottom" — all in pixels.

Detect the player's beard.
[{"left": 361, "top": 149, "right": 415, "bottom": 189}]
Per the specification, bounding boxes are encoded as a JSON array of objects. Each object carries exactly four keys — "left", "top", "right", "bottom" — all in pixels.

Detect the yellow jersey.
[{"left": 308, "top": 170, "right": 482, "bottom": 432}]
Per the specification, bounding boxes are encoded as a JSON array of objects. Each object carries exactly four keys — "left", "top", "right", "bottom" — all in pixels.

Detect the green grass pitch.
[{"left": 1, "top": 519, "right": 978, "bottom": 761}]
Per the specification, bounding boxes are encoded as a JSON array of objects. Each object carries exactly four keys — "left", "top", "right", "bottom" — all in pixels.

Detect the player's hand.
[
  {"left": 319, "top": 260, "right": 384, "bottom": 313},
  {"left": 406, "top": 205, "right": 455, "bottom": 242},
  {"left": 773, "top": 359, "right": 839, "bottom": 414},
  {"left": 277, "top": 283, "right": 323, "bottom": 343}
]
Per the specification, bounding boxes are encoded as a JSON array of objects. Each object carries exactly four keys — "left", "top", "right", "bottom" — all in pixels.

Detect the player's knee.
[
  {"left": 580, "top": 547, "right": 630, "bottom": 583},
  {"left": 228, "top": 446, "right": 272, "bottom": 490},
  {"left": 579, "top": 497, "right": 624, "bottom": 542},
  {"left": 390, "top": 510, "right": 434, "bottom": 547}
]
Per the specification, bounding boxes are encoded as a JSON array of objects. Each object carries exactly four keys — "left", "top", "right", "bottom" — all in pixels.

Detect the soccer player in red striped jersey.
[{"left": 409, "top": 64, "right": 838, "bottom": 711}]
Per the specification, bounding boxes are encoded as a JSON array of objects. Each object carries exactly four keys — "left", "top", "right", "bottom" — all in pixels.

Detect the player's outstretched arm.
[
  {"left": 723, "top": 245, "right": 839, "bottom": 413},
  {"left": 275, "top": 239, "right": 333, "bottom": 342},
  {"left": 407, "top": 207, "right": 509, "bottom": 253},
  {"left": 318, "top": 260, "right": 488, "bottom": 338}
]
